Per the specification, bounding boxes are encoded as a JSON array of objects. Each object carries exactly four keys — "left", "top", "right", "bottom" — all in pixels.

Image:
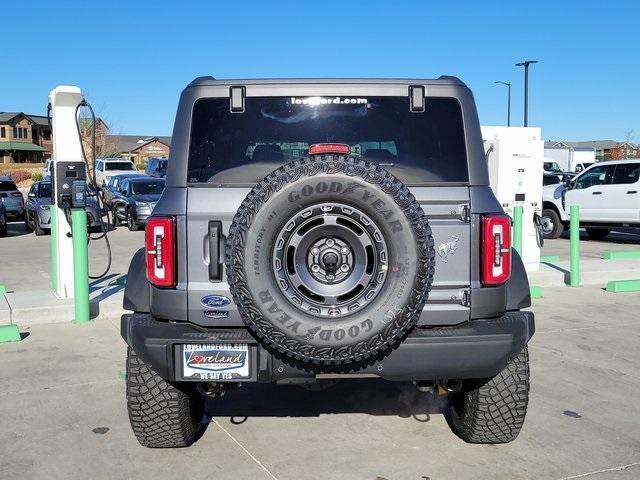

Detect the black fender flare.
[
  {"left": 123, "top": 248, "right": 150, "bottom": 313},
  {"left": 506, "top": 249, "right": 531, "bottom": 310}
]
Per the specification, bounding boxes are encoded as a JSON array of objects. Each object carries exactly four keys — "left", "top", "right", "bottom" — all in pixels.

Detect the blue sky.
[{"left": 3, "top": 1, "right": 638, "bottom": 142}]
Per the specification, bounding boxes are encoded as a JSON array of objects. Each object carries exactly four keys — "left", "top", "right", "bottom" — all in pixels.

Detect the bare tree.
[{"left": 623, "top": 129, "right": 635, "bottom": 144}]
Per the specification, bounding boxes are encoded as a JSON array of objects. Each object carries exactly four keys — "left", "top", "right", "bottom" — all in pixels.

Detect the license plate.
[{"left": 181, "top": 343, "right": 250, "bottom": 380}]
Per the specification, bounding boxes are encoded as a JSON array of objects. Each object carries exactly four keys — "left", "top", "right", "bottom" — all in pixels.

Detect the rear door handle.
[
  {"left": 627, "top": 190, "right": 638, "bottom": 194},
  {"left": 208, "top": 221, "right": 223, "bottom": 281},
  {"left": 592, "top": 191, "right": 602, "bottom": 195}
]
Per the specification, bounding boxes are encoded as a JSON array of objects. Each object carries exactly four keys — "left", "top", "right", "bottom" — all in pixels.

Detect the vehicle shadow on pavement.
[
  {"left": 5, "top": 221, "right": 32, "bottom": 237},
  {"left": 207, "top": 379, "right": 447, "bottom": 421},
  {"left": 559, "top": 229, "right": 640, "bottom": 244}
]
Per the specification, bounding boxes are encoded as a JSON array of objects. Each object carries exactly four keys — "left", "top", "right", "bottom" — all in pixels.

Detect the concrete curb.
[
  {"left": 530, "top": 258, "right": 640, "bottom": 288},
  {"left": 2, "top": 288, "right": 127, "bottom": 327}
]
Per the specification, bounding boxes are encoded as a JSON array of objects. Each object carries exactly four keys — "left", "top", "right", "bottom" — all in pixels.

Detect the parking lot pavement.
[
  {"left": 542, "top": 229, "right": 640, "bottom": 260},
  {"left": 0, "top": 220, "right": 143, "bottom": 292},
  {"left": 1, "top": 286, "right": 639, "bottom": 480}
]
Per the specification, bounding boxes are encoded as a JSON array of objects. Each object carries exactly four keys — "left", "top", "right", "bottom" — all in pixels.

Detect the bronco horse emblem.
[{"left": 437, "top": 236, "right": 459, "bottom": 262}]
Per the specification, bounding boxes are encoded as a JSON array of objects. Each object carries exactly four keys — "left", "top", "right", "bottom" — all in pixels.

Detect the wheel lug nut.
[
  {"left": 311, "top": 247, "right": 320, "bottom": 255},
  {"left": 340, "top": 264, "right": 349, "bottom": 272},
  {"left": 340, "top": 247, "right": 349, "bottom": 255},
  {"left": 311, "top": 264, "right": 320, "bottom": 273},
  {"left": 326, "top": 273, "right": 335, "bottom": 281},
  {"left": 326, "top": 238, "right": 335, "bottom": 247}
]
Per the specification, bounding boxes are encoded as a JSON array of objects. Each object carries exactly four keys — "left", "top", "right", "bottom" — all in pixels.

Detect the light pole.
[
  {"left": 495, "top": 81, "right": 511, "bottom": 126},
  {"left": 516, "top": 60, "right": 538, "bottom": 126}
]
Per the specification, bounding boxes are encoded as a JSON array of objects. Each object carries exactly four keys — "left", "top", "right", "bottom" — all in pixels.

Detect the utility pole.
[
  {"left": 495, "top": 81, "right": 511, "bottom": 126},
  {"left": 516, "top": 60, "right": 538, "bottom": 126}
]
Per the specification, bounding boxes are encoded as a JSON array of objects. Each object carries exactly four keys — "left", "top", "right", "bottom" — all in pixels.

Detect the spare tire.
[{"left": 226, "top": 155, "right": 435, "bottom": 368}]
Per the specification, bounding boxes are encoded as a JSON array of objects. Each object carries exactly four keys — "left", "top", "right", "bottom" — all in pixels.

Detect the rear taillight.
[
  {"left": 309, "top": 143, "right": 351, "bottom": 155},
  {"left": 145, "top": 216, "right": 176, "bottom": 288},
  {"left": 481, "top": 215, "right": 512, "bottom": 286}
]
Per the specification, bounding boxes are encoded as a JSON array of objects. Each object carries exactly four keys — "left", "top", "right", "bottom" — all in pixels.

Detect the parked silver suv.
[
  {"left": 0, "top": 175, "right": 25, "bottom": 220},
  {"left": 121, "top": 77, "right": 535, "bottom": 448}
]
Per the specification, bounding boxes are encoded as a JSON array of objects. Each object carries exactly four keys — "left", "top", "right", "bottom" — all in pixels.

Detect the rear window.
[
  {"left": 130, "top": 180, "right": 165, "bottom": 195},
  {"left": 39, "top": 183, "right": 52, "bottom": 198},
  {"left": 105, "top": 162, "right": 135, "bottom": 171},
  {"left": 188, "top": 96, "right": 468, "bottom": 185},
  {"left": 0, "top": 180, "right": 17, "bottom": 191}
]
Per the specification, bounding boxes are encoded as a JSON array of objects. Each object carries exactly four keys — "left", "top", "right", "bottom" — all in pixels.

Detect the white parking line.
[
  {"left": 558, "top": 461, "right": 640, "bottom": 479},
  {"left": 212, "top": 419, "right": 280, "bottom": 480}
]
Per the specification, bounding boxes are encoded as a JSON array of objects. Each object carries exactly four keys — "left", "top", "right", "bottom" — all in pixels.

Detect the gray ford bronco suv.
[{"left": 121, "top": 77, "right": 534, "bottom": 448}]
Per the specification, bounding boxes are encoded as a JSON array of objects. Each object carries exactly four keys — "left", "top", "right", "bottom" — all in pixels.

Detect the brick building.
[
  {"left": 104, "top": 135, "right": 171, "bottom": 164},
  {"left": 546, "top": 140, "right": 639, "bottom": 161},
  {"left": 0, "top": 112, "right": 52, "bottom": 163}
]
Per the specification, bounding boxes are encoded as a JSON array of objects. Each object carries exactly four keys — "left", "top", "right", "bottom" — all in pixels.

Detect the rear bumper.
[
  {"left": 6, "top": 208, "right": 25, "bottom": 218},
  {"left": 121, "top": 311, "right": 534, "bottom": 383}
]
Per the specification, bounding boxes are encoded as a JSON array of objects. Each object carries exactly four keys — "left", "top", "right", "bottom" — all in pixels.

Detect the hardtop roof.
[{"left": 187, "top": 76, "right": 466, "bottom": 88}]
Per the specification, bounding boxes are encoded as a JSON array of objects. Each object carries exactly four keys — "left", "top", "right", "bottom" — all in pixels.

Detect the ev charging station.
[
  {"left": 482, "top": 126, "right": 544, "bottom": 272},
  {"left": 49, "top": 85, "right": 90, "bottom": 322}
]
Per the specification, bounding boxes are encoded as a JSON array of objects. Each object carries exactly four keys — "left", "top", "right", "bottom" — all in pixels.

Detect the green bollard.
[
  {"left": 570, "top": 205, "right": 581, "bottom": 287},
  {"left": 71, "top": 208, "right": 90, "bottom": 323},
  {"left": 50, "top": 210, "right": 58, "bottom": 292},
  {"left": 513, "top": 205, "right": 523, "bottom": 257}
]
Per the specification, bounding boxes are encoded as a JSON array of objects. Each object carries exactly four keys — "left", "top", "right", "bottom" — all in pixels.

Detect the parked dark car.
[
  {"left": 145, "top": 157, "right": 168, "bottom": 178},
  {"left": 102, "top": 173, "right": 144, "bottom": 209},
  {"left": 0, "top": 202, "right": 7, "bottom": 236},
  {"left": 25, "top": 180, "right": 103, "bottom": 235},
  {"left": 111, "top": 177, "right": 165, "bottom": 231},
  {"left": 0, "top": 175, "right": 25, "bottom": 220}
]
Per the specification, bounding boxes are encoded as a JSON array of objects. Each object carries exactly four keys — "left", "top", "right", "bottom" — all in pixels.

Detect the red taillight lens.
[
  {"left": 481, "top": 215, "right": 512, "bottom": 286},
  {"left": 145, "top": 216, "right": 176, "bottom": 288},
  {"left": 309, "top": 143, "right": 350, "bottom": 155}
]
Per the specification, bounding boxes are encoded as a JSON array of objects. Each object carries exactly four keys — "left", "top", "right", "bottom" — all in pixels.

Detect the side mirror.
[{"left": 28, "top": 192, "right": 36, "bottom": 198}]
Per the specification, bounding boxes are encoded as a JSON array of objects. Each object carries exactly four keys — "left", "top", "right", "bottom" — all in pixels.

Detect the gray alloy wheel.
[{"left": 273, "top": 202, "right": 388, "bottom": 318}]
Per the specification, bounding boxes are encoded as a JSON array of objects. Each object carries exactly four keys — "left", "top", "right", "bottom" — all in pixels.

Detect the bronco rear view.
[{"left": 121, "top": 77, "right": 534, "bottom": 448}]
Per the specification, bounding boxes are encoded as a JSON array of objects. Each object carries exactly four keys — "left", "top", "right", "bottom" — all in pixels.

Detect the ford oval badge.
[{"left": 201, "top": 295, "right": 231, "bottom": 308}]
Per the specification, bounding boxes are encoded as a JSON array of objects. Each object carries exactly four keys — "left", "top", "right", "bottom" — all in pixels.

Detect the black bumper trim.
[{"left": 121, "top": 311, "right": 534, "bottom": 382}]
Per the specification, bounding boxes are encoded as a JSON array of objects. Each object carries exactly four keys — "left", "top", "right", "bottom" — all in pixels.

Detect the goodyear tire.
[
  {"left": 226, "top": 155, "right": 435, "bottom": 368},
  {"left": 126, "top": 347, "right": 206, "bottom": 448},
  {"left": 445, "top": 347, "right": 530, "bottom": 444}
]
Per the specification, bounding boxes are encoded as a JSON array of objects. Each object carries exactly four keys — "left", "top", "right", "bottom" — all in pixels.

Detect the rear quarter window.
[
  {"left": 188, "top": 96, "right": 468, "bottom": 186},
  {"left": 0, "top": 181, "right": 18, "bottom": 191}
]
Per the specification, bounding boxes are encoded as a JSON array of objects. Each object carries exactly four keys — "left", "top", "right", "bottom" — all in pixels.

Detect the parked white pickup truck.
[{"left": 542, "top": 159, "right": 640, "bottom": 239}]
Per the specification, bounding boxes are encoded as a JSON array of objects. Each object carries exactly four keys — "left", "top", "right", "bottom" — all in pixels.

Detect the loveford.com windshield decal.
[{"left": 290, "top": 96, "right": 368, "bottom": 106}]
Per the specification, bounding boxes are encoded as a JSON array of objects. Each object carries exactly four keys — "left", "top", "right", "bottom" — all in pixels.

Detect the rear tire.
[
  {"left": 585, "top": 228, "right": 610, "bottom": 240},
  {"left": 126, "top": 347, "right": 207, "bottom": 448},
  {"left": 445, "top": 347, "right": 530, "bottom": 444},
  {"left": 112, "top": 207, "right": 121, "bottom": 227},
  {"left": 24, "top": 215, "right": 32, "bottom": 232},
  {"left": 541, "top": 208, "right": 564, "bottom": 239},
  {"left": 34, "top": 217, "right": 45, "bottom": 236},
  {"left": 127, "top": 210, "right": 138, "bottom": 231}
]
